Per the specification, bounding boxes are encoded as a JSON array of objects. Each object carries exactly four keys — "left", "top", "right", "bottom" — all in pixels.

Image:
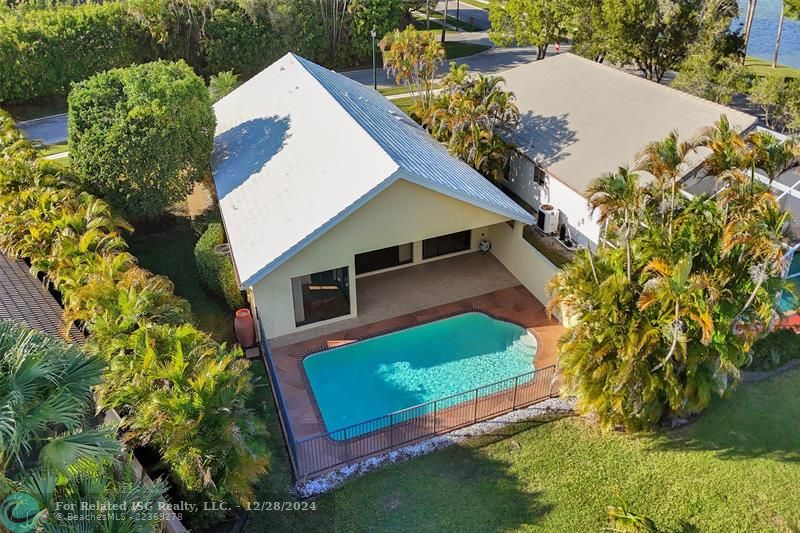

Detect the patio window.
[
  {"left": 292, "top": 267, "right": 350, "bottom": 326},
  {"left": 355, "top": 243, "right": 413, "bottom": 275},
  {"left": 422, "top": 230, "right": 471, "bottom": 259}
]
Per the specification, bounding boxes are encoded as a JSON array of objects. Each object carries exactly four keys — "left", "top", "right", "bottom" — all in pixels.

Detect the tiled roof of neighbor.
[
  {"left": 501, "top": 53, "right": 758, "bottom": 196},
  {"left": 212, "top": 53, "right": 535, "bottom": 288},
  {"left": 0, "top": 253, "right": 83, "bottom": 343}
]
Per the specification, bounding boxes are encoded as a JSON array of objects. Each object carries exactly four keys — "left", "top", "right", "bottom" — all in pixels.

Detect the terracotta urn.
[{"left": 234, "top": 308, "right": 255, "bottom": 348}]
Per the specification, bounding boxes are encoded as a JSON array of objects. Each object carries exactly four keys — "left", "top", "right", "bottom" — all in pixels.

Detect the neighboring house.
[
  {"left": 212, "top": 53, "right": 543, "bottom": 341},
  {"left": 499, "top": 53, "right": 758, "bottom": 247},
  {"left": 0, "top": 252, "right": 82, "bottom": 342}
]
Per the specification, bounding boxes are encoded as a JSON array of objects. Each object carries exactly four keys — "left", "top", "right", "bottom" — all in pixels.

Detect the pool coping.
[{"left": 294, "top": 306, "right": 545, "bottom": 444}]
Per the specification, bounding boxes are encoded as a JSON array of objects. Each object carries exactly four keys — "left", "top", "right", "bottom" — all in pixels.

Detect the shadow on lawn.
[{"left": 653, "top": 370, "right": 800, "bottom": 463}]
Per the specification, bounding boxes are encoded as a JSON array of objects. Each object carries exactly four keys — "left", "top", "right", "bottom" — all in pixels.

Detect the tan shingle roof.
[
  {"left": 502, "top": 53, "right": 758, "bottom": 196},
  {"left": 0, "top": 253, "right": 83, "bottom": 343}
]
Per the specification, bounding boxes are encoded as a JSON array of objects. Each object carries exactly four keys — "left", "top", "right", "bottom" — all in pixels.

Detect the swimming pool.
[{"left": 302, "top": 312, "right": 538, "bottom": 437}]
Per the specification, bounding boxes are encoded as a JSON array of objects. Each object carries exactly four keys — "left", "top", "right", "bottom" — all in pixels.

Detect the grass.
[
  {"left": 126, "top": 216, "right": 235, "bottom": 344},
  {"left": 460, "top": 0, "right": 490, "bottom": 8},
  {"left": 746, "top": 56, "right": 800, "bottom": 79},
  {"left": 444, "top": 41, "right": 490, "bottom": 59},
  {"left": 391, "top": 96, "right": 416, "bottom": 115},
  {"left": 246, "top": 369, "right": 800, "bottom": 532},
  {"left": 141, "top": 221, "right": 800, "bottom": 531},
  {"left": 38, "top": 142, "right": 68, "bottom": 157}
]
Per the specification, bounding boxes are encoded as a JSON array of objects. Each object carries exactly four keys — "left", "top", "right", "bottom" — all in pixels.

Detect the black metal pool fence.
[{"left": 256, "top": 312, "right": 559, "bottom": 480}]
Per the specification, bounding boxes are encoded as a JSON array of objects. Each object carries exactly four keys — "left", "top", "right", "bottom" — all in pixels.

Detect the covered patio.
[{"left": 271, "top": 252, "right": 523, "bottom": 348}]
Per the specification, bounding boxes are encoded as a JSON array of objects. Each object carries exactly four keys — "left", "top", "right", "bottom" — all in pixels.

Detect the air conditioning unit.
[{"left": 537, "top": 204, "right": 559, "bottom": 234}]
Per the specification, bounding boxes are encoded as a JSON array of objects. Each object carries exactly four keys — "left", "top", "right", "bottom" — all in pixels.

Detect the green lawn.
[
  {"left": 391, "top": 96, "right": 415, "bottom": 115},
  {"left": 445, "top": 41, "right": 490, "bottom": 59},
  {"left": 133, "top": 218, "right": 800, "bottom": 531},
  {"left": 39, "top": 142, "right": 68, "bottom": 157},
  {"left": 246, "top": 369, "right": 800, "bottom": 532},
  {"left": 460, "top": 0, "right": 490, "bottom": 8},
  {"left": 126, "top": 216, "right": 235, "bottom": 344},
  {"left": 746, "top": 56, "right": 800, "bottom": 79}
]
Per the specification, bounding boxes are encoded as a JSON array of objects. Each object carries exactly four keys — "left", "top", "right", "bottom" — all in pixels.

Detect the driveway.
[{"left": 17, "top": 113, "right": 67, "bottom": 145}]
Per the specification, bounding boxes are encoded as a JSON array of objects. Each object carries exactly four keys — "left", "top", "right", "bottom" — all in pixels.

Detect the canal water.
[{"left": 736, "top": 0, "right": 800, "bottom": 68}]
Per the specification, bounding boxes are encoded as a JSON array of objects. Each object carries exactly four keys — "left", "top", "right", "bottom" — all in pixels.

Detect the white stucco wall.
[
  {"left": 502, "top": 153, "right": 601, "bottom": 247},
  {"left": 488, "top": 221, "right": 560, "bottom": 306},
  {"left": 251, "top": 179, "right": 510, "bottom": 339}
]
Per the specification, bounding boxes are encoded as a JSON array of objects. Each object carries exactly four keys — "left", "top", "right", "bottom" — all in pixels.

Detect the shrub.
[
  {"left": 749, "top": 328, "right": 800, "bottom": 371},
  {"left": 195, "top": 223, "right": 245, "bottom": 309},
  {"left": 205, "top": 7, "right": 280, "bottom": 78},
  {"left": 68, "top": 60, "right": 215, "bottom": 218},
  {"left": 0, "top": 109, "right": 267, "bottom": 514},
  {"left": 347, "top": 0, "right": 405, "bottom": 59},
  {"left": 0, "top": 4, "right": 154, "bottom": 103}
]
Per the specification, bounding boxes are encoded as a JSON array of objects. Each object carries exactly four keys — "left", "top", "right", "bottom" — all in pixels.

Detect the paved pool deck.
[{"left": 269, "top": 283, "right": 564, "bottom": 444}]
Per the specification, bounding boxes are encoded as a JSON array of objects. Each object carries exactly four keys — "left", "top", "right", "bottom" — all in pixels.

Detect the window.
[
  {"left": 422, "top": 230, "right": 471, "bottom": 259},
  {"left": 534, "top": 164, "right": 546, "bottom": 186},
  {"left": 292, "top": 267, "right": 350, "bottom": 327},
  {"left": 355, "top": 243, "right": 413, "bottom": 275}
]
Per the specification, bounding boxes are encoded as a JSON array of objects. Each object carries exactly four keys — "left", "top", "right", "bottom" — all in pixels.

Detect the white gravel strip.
[{"left": 293, "top": 397, "right": 575, "bottom": 498}]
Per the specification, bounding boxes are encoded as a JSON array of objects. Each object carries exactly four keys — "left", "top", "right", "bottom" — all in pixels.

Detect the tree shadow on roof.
[
  {"left": 212, "top": 116, "right": 291, "bottom": 199},
  {"left": 512, "top": 112, "right": 577, "bottom": 167}
]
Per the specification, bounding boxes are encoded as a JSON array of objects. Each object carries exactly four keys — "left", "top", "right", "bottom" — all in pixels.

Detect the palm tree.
[
  {"left": 638, "top": 255, "right": 715, "bottom": 372},
  {"left": 0, "top": 322, "right": 165, "bottom": 533},
  {"left": 743, "top": 0, "right": 758, "bottom": 62},
  {"left": 423, "top": 67, "right": 520, "bottom": 180},
  {"left": 208, "top": 70, "right": 240, "bottom": 103},
  {"left": 772, "top": 0, "right": 800, "bottom": 67},
  {"left": 746, "top": 129, "right": 798, "bottom": 184},
  {"left": 0, "top": 322, "right": 114, "bottom": 479},
  {"left": 586, "top": 167, "right": 646, "bottom": 280},
  {"left": 381, "top": 27, "right": 445, "bottom": 110},
  {"left": 635, "top": 130, "right": 695, "bottom": 238},
  {"left": 693, "top": 115, "right": 748, "bottom": 176},
  {"left": 95, "top": 323, "right": 269, "bottom": 505},
  {"left": 63, "top": 265, "right": 192, "bottom": 345}
]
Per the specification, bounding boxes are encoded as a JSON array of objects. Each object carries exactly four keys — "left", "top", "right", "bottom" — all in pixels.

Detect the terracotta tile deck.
[{"left": 269, "top": 285, "right": 564, "bottom": 467}]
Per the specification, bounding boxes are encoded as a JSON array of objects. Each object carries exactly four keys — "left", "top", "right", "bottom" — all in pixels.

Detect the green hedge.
[
  {"left": 68, "top": 60, "right": 215, "bottom": 218},
  {"left": 204, "top": 7, "right": 281, "bottom": 79},
  {"left": 0, "top": 4, "right": 154, "bottom": 103},
  {"left": 195, "top": 223, "right": 245, "bottom": 309}
]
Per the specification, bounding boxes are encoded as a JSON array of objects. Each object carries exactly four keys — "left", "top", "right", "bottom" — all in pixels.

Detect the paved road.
[
  {"left": 344, "top": 45, "right": 544, "bottom": 87},
  {"left": 344, "top": 42, "right": 575, "bottom": 88},
  {"left": 435, "top": 0, "right": 490, "bottom": 31},
  {"left": 17, "top": 113, "right": 67, "bottom": 145}
]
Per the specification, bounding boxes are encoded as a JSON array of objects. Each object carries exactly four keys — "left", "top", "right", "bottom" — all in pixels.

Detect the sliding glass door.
[
  {"left": 422, "top": 230, "right": 471, "bottom": 259},
  {"left": 292, "top": 267, "right": 350, "bottom": 326},
  {"left": 355, "top": 243, "right": 413, "bottom": 275}
]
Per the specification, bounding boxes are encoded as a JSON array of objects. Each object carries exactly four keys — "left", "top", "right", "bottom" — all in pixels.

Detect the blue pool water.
[
  {"left": 735, "top": 0, "right": 800, "bottom": 68},
  {"left": 303, "top": 312, "right": 537, "bottom": 436}
]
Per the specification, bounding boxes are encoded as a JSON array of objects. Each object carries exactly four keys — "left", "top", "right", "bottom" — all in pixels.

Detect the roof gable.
[{"left": 213, "top": 53, "right": 534, "bottom": 288}]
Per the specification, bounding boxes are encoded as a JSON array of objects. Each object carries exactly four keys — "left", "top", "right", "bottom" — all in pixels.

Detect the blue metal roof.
[{"left": 294, "top": 56, "right": 535, "bottom": 225}]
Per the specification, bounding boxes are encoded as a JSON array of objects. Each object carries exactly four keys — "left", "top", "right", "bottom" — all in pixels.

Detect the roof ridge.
[{"left": 291, "top": 54, "right": 404, "bottom": 169}]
